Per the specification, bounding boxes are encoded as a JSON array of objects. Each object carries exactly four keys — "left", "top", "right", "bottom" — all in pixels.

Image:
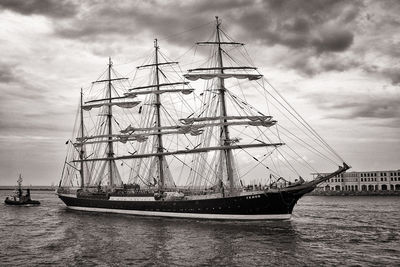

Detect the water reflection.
[{"left": 1, "top": 191, "right": 399, "bottom": 266}]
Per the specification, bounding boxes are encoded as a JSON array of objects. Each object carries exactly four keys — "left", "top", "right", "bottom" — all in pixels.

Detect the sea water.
[{"left": 0, "top": 191, "right": 399, "bottom": 266}]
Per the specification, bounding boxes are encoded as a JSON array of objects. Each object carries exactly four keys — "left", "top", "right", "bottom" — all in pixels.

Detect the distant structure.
[{"left": 315, "top": 169, "right": 400, "bottom": 192}]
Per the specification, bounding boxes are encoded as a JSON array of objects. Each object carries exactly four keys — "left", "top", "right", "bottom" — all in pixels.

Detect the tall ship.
[{"left": 57, "top": 17, "right": 349, "bottom": 220}]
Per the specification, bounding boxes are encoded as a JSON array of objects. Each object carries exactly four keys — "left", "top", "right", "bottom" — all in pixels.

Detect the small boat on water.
[{"left": 4, "top": 174, "right": 40, "bottom": 205}]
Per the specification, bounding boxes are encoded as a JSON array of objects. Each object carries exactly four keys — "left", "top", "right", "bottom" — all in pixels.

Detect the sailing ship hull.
[{"left": 57, "top": 186, "right": 314, "bottom": 220}]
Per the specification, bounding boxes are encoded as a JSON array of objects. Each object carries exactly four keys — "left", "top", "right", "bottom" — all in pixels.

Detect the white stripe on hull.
[{"left": 66, "top": 206, "right": 291, "bottom": 220}]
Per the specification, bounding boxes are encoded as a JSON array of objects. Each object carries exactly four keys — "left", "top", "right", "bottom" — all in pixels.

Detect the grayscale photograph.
[{"left": 0, "top": 0, "right": 399, "bottom": 266}]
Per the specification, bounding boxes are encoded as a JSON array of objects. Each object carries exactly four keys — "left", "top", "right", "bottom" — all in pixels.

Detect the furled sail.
[
  {"left": 74, "top": 142, "right": 284, "bottom": 162},
  {"left": 179, "top": 115, "right": 272, "bottom": 125},
  {"left": 128, "top": 82, "right": 189, "bottom": 91},
  {"left": 82, "top": 101, "right": 141, "bottom": 111},
  {"left": 125, "top": 88, "right": 193, "bottom": 98},
  {"left": 184, "top": 73, "right": 263, "bottom": 81}
]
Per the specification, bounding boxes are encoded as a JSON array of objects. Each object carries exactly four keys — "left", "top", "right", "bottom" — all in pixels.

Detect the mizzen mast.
[
  {"left": 79, "top": 88, "right": 85, "bottom": 188},
  {"left": 107, "top": 58, "right": 115, "bottom": 186}
]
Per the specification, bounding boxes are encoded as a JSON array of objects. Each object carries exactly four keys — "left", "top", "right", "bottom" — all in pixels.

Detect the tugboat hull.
[{"left": 4, "top": 199, "right": 41, "bottom": 205}]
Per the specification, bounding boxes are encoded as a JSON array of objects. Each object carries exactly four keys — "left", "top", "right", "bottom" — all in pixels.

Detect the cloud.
[
  {"left": 0, "top": 62, "right": 18, "bottom": 83},
  {"left": 307, "top": 92, "right": 400, "bottom": 128},
  {"left": 0, "top": 0, "right": 369, "bottom": 79},
  {"left": 331, "top": 98, "right": 400, "bottom": 120},
  {"left": 363, "top": 65, "right": 400, "bottom": 85},
  {"left": 0, "top": 0, "right": 78, "bottom": 18},
  {"left": 311, "top": 27, "right": 354, "bottom": 53},
  {"left": 385, "top": 69, "right": 400, "bottom": 85},
  {"left": 3, "top": 0, "right": 357, "bottom": 55},
  {"left": 234, "top": 0, "right": 359, "bottom": 53}
]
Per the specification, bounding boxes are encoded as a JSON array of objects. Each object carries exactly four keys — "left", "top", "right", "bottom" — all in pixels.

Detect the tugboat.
[{"left": 4, "top": 174, "right": 40, "bottom": 205}]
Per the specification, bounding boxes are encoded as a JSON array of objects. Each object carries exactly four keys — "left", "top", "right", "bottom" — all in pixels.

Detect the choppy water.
[{"left": 0, "top": 191, "right": 399, "bottom": 266}]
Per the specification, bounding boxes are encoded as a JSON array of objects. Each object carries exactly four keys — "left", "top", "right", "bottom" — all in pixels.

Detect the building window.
[
  {"left": 368, "top": 185, "right": 374, "bottom": 191},
  {"left": 362, "top": 185, "right": 367, "bottom": 191}
]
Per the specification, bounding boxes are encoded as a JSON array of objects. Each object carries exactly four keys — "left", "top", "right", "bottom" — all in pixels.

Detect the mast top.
[
  {"left": 17, "top": 174, "right": 22, "bottom": 187},
  {"left": 154, "top": 38, "right": 158, "bottom": 49},
  {"left": 108, "top": 57, "right": 112, "bottom": 67}
]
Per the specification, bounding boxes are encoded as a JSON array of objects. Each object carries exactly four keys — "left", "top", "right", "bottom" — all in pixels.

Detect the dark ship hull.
[
  {"left": 4, "top": 199, "right": 40, "bottom": 205},
  {"left": 57, "top": 184, "right": 315, "bottom": 220}
]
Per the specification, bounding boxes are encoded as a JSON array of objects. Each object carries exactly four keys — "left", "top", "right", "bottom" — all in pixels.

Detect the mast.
[
  {"left": 17, "top": 174, "right": 22, "bottom": 196},
  {"left": 215, "top": 16, "right": 235, "bottom": 192},
  {"left": 154, "top": 39, "right": 165, "bottom": 189},
  {"left": 107, "top": 57, "right": 114, "bottom": 187},
  {"left": 79, "top": 88, "right": 85, "bottom": 188}
]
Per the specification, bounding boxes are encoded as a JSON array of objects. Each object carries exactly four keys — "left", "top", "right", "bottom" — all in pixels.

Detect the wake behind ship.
[{"left": 57, "top": 17, "right": 349, "bottom": 220}]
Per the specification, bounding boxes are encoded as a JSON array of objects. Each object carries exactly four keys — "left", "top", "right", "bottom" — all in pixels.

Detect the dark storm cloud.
[
  {"left": 0, "top": 62, "right": 19, "bottom": 83},
  {"left": 310, "top": 93, "right": 400, "bottom": 127},
  {"left": 312, "top": 29, "right": 354, "bottom": 53},
  {"left": 1, "top": 0, "right": 397, "bottom": 80},
  {"left": 331, "top": 99, "right": 400, "bottom": 120},
  {"left": 363, "top": 65, "right": 400, "bottom": 85},
  {"left": 53, "top": 1, "right": 213, "bottom": 48},
  {"left": 0, "top": 0, "right": 78, "bottom": 18},
  {"left": 235, "top": 0, "right": 358, "bottom": 54},
  {"left": 283, "top": 52, "right": 361, "bottom": 77},
  {"left": 41, "top": 0, "right": 358, "bottom": 54},
  {"left": 386, "top": 70, "right": 400, "bottom": 85}
]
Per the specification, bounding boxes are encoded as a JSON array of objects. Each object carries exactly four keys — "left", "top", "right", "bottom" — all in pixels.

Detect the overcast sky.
[{"left": 0, "top": 0, "right": 399, "bottom": 185}]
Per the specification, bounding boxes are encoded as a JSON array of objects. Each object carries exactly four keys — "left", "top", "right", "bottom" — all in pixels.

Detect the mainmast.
[
  {"left": 107, "top": 57, "right": 114, "bottom": 187},
  {"left": 79, "top": 88, "right": 85, "bottom": 188},
  {"left": 215, "top": 17, "right": 235, "bottom": 192},
  {"left": 154, "top": 39, "right": 165, "bottom": 189}
]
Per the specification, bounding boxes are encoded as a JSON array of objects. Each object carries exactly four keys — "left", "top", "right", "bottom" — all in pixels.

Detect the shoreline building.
[{"left": 315, "top": 169, "right": 400, "bottom": 192}]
